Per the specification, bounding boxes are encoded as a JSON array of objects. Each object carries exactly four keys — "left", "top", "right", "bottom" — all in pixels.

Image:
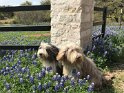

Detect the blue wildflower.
[
  {"left": 77, "top": 72, "right": 80, "bottom": 77},
  {"left": 37, "top": 82, "right": 42, "bottom": 91},
  {"left": 70, "top": 78, "right": 75, "bottom": 87},
  {"left": 5, "top": 83, "right": 11, "bottom": 90},
  {"left": 63, "top": 87, "right": 69, "bottom": 93},
  {"left": 88, "top": 82, "right": 95, "bottom": 92},
  {"left": 86, "top": 75, "right": 90, "bottom": 80},
  {"left": 30, "top": 75, "right": 34, "bottom": 84},
  {"left": 19, "top": 78, "right": 23, "bottom": 83},
  {"left": 32, "top": 53, "right": 37, "bottom": 60},
  {"left": 54, "top": 82, "right": 59, "bottom": 92}
]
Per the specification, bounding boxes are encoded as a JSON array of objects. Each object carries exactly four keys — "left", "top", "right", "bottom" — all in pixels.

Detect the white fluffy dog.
[
  {"left": 37, "top": 42, "right": 62, "bottom": 75},
  {"left": 57, "top": 43, "right": 106, "bottom": 88}
]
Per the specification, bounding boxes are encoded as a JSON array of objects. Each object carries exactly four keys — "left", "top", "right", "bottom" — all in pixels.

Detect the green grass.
[{"left": 0, "top": 31, "right": 50, "bottom": 45}]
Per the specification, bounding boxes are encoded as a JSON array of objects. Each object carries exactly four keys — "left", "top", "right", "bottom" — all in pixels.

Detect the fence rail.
[
  {"left": 0, "top": 25, "right": 51, "bottom": 31},
  {"left": 0, "top": 45, "right": 39, "bottom": 50},
  {"left": 0, "top": 6, "right": 107, "bottom": 50},
  {"left": 94, "top": 7, "right": 104, "bottom": 11},
  {"left": 93, "top": 21, "right": 103, "bottom": 26},
  {"left": 0, "top": 5, "right": 50, "bottom": 12}
]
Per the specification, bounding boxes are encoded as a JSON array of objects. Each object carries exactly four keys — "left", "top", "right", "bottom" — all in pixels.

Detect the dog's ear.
[
  {"left": 56, "top": 50, "right": 66, "bottom": 61},
  {"left": 45, "top": 44, "right": 59, "bottom": 60},
  {"left": 49, "top": 44, "right": 59, "bottom": 56}
]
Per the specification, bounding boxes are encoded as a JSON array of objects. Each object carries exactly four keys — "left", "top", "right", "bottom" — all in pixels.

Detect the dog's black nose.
[{"left": 39, "top": 53, "right": 42, "bottom": 56}]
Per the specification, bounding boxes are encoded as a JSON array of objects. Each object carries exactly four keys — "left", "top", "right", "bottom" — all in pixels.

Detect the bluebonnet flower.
[
  {"left": 25, "top": 67, "right": 30, "bottom": 73},
  {"left": 32, "top": 53, "right": 37, "bottom": 60},
  {"left": 18, "top": 73, "right": 22, "bottom": 78},
  {"left": 86, "top": 75, "right": 90, "bottom": 80},
  {"left": 88, "top": 82, "right": 95, "bottom": 92},
  {"left": 47, "top": 81, "right": 51, "bottom": 88},
  {"left": 63, "top": 87, "right": 69, "bottom": 93},
  {"left": 63, "top": 75, "right": 69, "bottom": 81},
  {"left": 3, "top": 56, "right": 7, "bottom": 61},
  {"left": 46, "top": 66, "right": 52, "bottom": 72},
  {"left": 56, "top": 74, "right": 61, "bottom": 81},
  {"left": 21, "top": 67, "right": 26, "bottom": 74},
  {"left": 52, "top": 75, "right": 57, "bottom": 81},
  {"left": 59, "top": 82, "right": 64, "bottom": 88},
  {"left": 17, "top": 60, "right": 21, "bottom": 65},
  {"left": 77, "top": 72, "right": 80, "bottom": 77},
  {"left": 37, "top": 82, "right": 42, "bottom": 91},
  {"left": 0, "top": 68, "right": 5, "bottom": 74},
  {"left": 86, "top": 51, "right": 90, "bottom": 55},
  {"left": 78, "top": 78, "right": 86, "bottom": 86},
  {"left": 32, "top": 61, "right": 37, "bottom": 66},
  {"left": 30, "top": 75, "right": 34, "bottom": 84},
  {"left": 43, "top": 83, "right": 47, "bottom": 90},
  {"left": 70, "top": 78, "right": 75, "bottom": 87},
  {"left": 37, "top": 72, "right": 42, "bottom": 80},
  {"left": 41, "top": 69, "right": 46, "bottom": 77},
  {"left": 104, "top": 51, "right": 108, "bottom": 57},
  {"left": 5, "top": 83, "right": 11, "bottom": 90},
  {"left": 19, "top": 78, "right": 23, "bottom": 83},
  {"left": 54, "top": 82, "right": 60, "bottom": 92},
  {"left": 92, "top": 45, "right": 96, "bottom": 51},
  {"left": 78, "top": 79, "right": 83, "bottom": 86},
  {"left": 3, "top": 72, "right": 8, "bottom": 76}
]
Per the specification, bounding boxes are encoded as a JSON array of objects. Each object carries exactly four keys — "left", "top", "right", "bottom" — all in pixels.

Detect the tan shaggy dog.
[
  {"left": 56, "top": 43, "right": 107, "bottom": 88},
  {"left": 37, "top": 42, "right": 63, "bottom": 75}
]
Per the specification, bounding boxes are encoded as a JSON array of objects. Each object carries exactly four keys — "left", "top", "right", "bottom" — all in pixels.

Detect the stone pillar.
[{"left": 51, "top": 0, "right": 94, "bottom": 50}]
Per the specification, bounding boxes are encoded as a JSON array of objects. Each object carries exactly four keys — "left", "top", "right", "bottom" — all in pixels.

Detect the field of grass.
[{"left": 0, "top": 31, "right": 50, "bottom": 45}]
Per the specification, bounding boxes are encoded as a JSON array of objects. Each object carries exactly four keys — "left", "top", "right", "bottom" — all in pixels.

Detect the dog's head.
[
  {"left": 37, "top": 42, "right": 59, "bottom": 61},
  {"left": 57, "top": 43, "right": 84, "bottom": 64}
]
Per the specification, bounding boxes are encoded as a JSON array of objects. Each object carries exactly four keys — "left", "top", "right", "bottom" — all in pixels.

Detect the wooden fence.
[
  {"left": 0, "top": 5, "right": 107, "bottom": 50},
  {"left": 93, "top": 7, "right": 107, "bottom": 38}
]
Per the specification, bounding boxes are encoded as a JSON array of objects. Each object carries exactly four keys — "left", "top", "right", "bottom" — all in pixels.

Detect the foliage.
[
  {"left": 95, "top": 0, "right": 124, "bottom": 23},
  {"left": 0, "top": 6, "right": 14, "bottom": 20},
  {"left": 20, "top": 1, "right": 32, "bottom": 6},
  {"left": 85, "top": 26, "right": 124, "bottom": 69},
  {"left": 14, "top": 0, "right": 50, "bottom": 25}
]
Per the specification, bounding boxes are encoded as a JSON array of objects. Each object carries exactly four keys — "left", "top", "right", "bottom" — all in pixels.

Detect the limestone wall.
[{"left": 51, "top": 0, "right": 94, "bottom": 50}]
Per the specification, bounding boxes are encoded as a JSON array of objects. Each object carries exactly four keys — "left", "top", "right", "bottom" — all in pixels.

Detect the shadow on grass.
[{"left": 95, "top": 84, "right": 115, "bottom": 93}]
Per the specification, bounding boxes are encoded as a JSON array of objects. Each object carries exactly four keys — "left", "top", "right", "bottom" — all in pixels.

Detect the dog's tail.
[{"left": 102, "top": 72, "right": 114, "bottom": 86}]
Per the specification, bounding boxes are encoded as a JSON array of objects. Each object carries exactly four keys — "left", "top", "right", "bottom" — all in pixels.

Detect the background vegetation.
[
  {"left": 0, "top": 0, "right": 50, "bottom": 25},
  {"left": 0, "top": 0, "right": 124, "bottom": 25}
]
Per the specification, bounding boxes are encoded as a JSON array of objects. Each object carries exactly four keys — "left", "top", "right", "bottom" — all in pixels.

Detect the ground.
[
  {"left": 111, "top": 63, "right": 124, "bottom": 93},
  {"left": 98, "top": 63, "right": 124, "bottom": 93}
]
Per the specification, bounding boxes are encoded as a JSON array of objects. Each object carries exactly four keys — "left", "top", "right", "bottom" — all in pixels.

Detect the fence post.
[{"left": 102, "top": 7, "right": 107, "bottom": 38}]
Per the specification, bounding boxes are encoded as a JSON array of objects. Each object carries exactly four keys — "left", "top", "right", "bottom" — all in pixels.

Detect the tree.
[
  {"left": 95, "top": 0, "right": 124, "bottom": 23},
  {"left": 21, "top": 1, "right": 32, "bottom": 6},
  {"left": 40, "top": 0, "right": 50, "bottom": 5}
]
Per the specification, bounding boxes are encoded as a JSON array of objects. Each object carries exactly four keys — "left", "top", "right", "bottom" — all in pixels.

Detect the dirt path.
[{"left": 24, "top": 33, "right": 50, "bottom": 37}]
